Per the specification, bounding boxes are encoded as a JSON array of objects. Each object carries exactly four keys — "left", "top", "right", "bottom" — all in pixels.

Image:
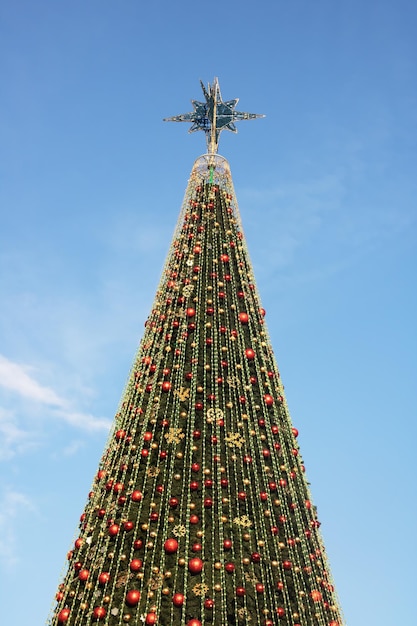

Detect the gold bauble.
[
  {"left": 168, "top": 516, "right": 174, "bottom": 523},
  {"left": 204, "top": 364, "right": 211, "bottom": 370},
  {"left": 196, "top": 530, "right": 203, "bottom": 538},
  {"left": 221, "top": 516, "right": 228, "bottom": 523},
  {"left": 152, "top": 566, "right": 160, "bottom": 574},
  {"left": 150, "top": 531, "right": 157, "bottom": 538},
  {"left": 264, "top": 510, "right": 271, "bottom": 518},
  {"left": 294, "top": 566, "right": 300, "bottom": 573},
  {"left": 148, "top": 591, "right": 154, "bottom": 598},
  {"left": 250, "top": 429, "right": 256, "bottom": 436},
  {"left": 180, "top": 411, "right": 187, "bottom": 418},
  {"left": 220, "top": 466, "right": 226, "bottom": 473},
  {"left": 274, "top": 499, "right": 281, "bottom": 506},
  {"left": 103, "top": 596, "right": 110, "bottom": 604},
  {"left": 178, "top": 558, "right": 186, "bottom": 566},
  {"left": 222, "top": 497, "right": 229, "bottom": 504},
  {"left": 120, "top": 554, "right": 127, "bottom": 561},
  {"left": 197, "top": 386, "right": 204, "bottom": 393},
  {"left": 226, "top": 402, "right": 233, "bottom": 408},
  {"left": 214, "top": 562, "right": 222, "bottom": 570},
  {"left": 162, "top": 587, "right": 170, "bottom": 596},
  {"left": 260, "top": 366, "right": 266, "bottom": 372},
  {"left": 108, "top": 552, "right": 114, "bottom": 559},
  {"left": 278, "top": 542, "right": 285, "bottom": 548},
  {"left": 174, "top": 474, "right": 181, "bottom": 480},
  {"left": 231, "top": 304, "right": 236, "bottom": 310},
  {"left": 219, "top": 308, "right": 224, "bottom": 314},
  {"left": 137, "top": 572, "right": 144, "bottom": 580},
  {"left": 214, "top": 584, "right": 221, "bottom": 592},
  {"left": 150, "top": 502, "right": 157, "bottom": 509},
  {"left": 190, "top": 503, "right": 196, "bottom": 510},
  {"left": 176, "top": 452, "right": 183, "bottom": 459},
  {"left": 207, "top": 299, "right": 213, "bottom": 305},
  {"left": 292, "top": 614, "right": 300, "bottom": 620},
  {"left": 174, "top": 363, "right": 180, "bottom": 369},
  {"left": 271, "top": 560, "right": 278, "bottom": 567},
  {"left": 242, "top": 558, "right": 250, "bottom": 566},
  {"left": 141, "top": 523, "right": 148, "bottom": 531},
  {"left": 131, "top": 445, "right": 137, "bottom": 451},
  {"left": 260, "top": 434, "right": 266, "bottom": 441},
  {"left": 204, "top": 468, "right": 211, "bottom": 475},
  {"left": 69, "top": 590, "right": 76, "bottom": 598},
  {"left": 192, "top": 276, "right": 198, "bottom": 281},
  {"left": 123, "top": 615, "right": 131, "bottom": 622},
  {"left": 147, "top": 542, "right": 154, "bottom": 549},
  {"left": 192, "top": 445, "right": 198, "bottom": 451},
  {"left": 243, "top": 533, "right": 250, "bottom": 541},
  {"left": 242, "top": 414, "right": 248, "bottom": 420},
  {"left": 151, "top": 443, "right": 158, "bottom": 449},
  {"left": 80, "top": 602, "right": 89, "bottom": 611},
  {"left": 258, "top": 540, "right": 265, "bottom": 547},
  {"left": 164, "top": 571, "right": 172, "bottom": 578},
  {"left": 231, "top": 455, "right": 237, "bottom": 461},
  {"left": 263, "top": 609, "right": 270, "bottom": 615},
  {"left": 221, "top": 346, "right": 227, "bottom": 352}
]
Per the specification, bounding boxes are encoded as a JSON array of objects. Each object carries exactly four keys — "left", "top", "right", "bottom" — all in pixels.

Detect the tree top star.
[{"left": 163, "top": 78, "right": 264, "bottom": 154}]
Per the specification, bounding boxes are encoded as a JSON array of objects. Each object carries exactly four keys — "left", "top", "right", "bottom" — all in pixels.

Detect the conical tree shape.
[{"left": 50, "top": 153, "right": 344, "bottom": 626}]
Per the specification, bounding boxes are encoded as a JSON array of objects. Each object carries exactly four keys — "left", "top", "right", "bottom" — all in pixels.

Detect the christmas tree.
[{"left": 49, "top": 79, "right": 344, "bottom": 626}]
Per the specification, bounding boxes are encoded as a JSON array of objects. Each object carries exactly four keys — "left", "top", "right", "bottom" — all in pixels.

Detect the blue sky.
[{"left": 1, "top": 1, "right": 416, "bottom": 623}]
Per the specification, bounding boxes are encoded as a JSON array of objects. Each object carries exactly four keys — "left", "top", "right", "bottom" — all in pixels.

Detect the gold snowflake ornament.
[
  {"left": 225, "top": 432, "right": 245, "bottom": 448},
  {"left": 164, "top": 427, "right": 185, "bottom": 445}
]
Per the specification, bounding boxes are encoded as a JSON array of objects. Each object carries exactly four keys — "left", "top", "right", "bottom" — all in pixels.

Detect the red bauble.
[
  {"left": 186, "top": 308, "right": 196, "bottom": 318},
  {"left": 276, "top": 607, "right": 285, "bottom": 617},
  {"left": 256, "top": 583, "right": 265, "bottom": 594},
  {"left": 74, "top": 538, "right": 83, "bottom": 549},
  {"left": 187, "top": 621, "right": 202, "bottom": 626},
  {"left": 169, "top": 497, "right": 179, "bottom": 508},
  {"left": 190, "top": 481, "right": 199, "bottom": 491},
  {"left": 225, "top": 562, "right": 235, "bottom": 573},
  {"left": 57, "top": 608, "right": 70, "bottom": 623},
  {"left": 203, "top": 498, "right": 213, "bottom": 508},
  {"left": 191, "top": 462, "right": 200, "bottom": 472},
  {"left": 97, "top": 508, "right": 106, "bottom": 518},
  {"left": 124, "top": 521, "right": 134, "bottom": 532},
  {"left": 162, "top": 381, "right": 171, "bottom": 392},
  {"left": 223, "top": 538, "right": 232, "bottom": 550},
  {"left": 238, "top": 312, "right": 249, "bottom": 324},
  {"left": 282, "top": 560, "right": 292, "bottom": 570},
  {"left": 130, "top": 558, "right": 143, "bottom": 572},
  {"left": 172, "top": 592, "right": 184, "bottom": 607},
  {"left": 236, "top": 586, "right": 246, "bottom": 597},
  {"left": 188, "top": 557, "right": 204, "bottom": 574},
  {"left": 98, "top": 572, "right": 110, "bottom": 585},
  {"left": 164, "top": 538, "right": 179, "bottom": 554},
  {"left": 189, "top": 514, "right": 199, "bottom": 524},
  {"left": 73, "top": 561, "right": 82, "bottom": 571},
  {"left": 310, "top": 590, "right": 322, "bottom": 602},
  {"left": 130, "top": 489, "right": 142, "bottom": 502},
  {"left": 292, "top": 427, "right": 299, "bottom": 437},
  {"left": 192, "top": 543, "right": 202, "bottom": 552},
  {"left": 145, "top": 612, "right": 157, "bottom": 624},
  {"left": 115, "top": 429, "right": 126, "bottom": 440},
  {"left": 125, "top": 589, "right": 141, "bottom": 607},
  {"left": 78, "top": 568, "right": 89, "bottom": 581},
  {"left": 204, "top": 598, "right": 214, "bottom": 609},
  {"left": 251, "top": 552, "right": 261, "bottom": 563},
  {"left": 220, "top": 254, "right": 229, "bottom": 262},
  {"left": 245, "top": 348, "right": 255, "bottom": 360},
  {"left": 108, "top": 524, "right": 120, "bottom": 537},
  {"left": 264, "top": 394, "right": 274, "bottom": 406},
  {"left": 113, "top": 482, "right": 124, "bottom": 493},
  {"left": 133, "top": 539, "right": 143, "bottom": 550},
  {"left": 92, "top": 607, "right": 106, "bottom": 620}
]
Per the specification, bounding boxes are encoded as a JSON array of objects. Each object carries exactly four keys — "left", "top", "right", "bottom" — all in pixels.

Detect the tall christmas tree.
[{"left": 49, "top": 79, "right": 344, "bottom": 626}]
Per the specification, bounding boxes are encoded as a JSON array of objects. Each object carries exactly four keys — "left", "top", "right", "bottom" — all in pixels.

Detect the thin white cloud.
[
  {"left": 0, "top": 354, "right": 112, "bottom": 444},
  {"left": 0, "top": 487, "right": 35, "bottom": 566},
  {"left": 0, "top": 355, "right": 64, "bottom": 407}
]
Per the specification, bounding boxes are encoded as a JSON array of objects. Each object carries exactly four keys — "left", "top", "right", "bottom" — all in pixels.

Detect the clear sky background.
[{"left": 1, "top": 1, "right": 416, "bottom": 624}]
